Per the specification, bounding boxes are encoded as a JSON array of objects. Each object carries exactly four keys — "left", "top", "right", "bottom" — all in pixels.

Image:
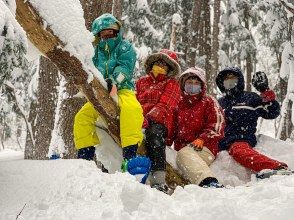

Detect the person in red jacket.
[
  {"left": 136, "top": 49, "right": 181, "bottom": 193},
  {"left": 173, "top": 67, "right": 225, "bottom": 187}
]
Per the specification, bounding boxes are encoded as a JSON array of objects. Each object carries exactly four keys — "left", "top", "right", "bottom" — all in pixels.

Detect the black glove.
[
  {"left": 105, "top": 78, "right": 113, "bottom": 93},
  {"left": 252, "top": 71, "right": 269, "bottom": 93}
]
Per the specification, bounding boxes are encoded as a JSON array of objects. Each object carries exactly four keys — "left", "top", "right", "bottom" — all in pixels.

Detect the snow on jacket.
[
  {"left": 92, "top": 13, "right": 136, "bottom": 90},
  {"left": 216, "top": 67, "right": 280, "bottom": 151},
  {"left": 172, "top": 67, "right": 225, "bottom": 156},
  {"left": 136, "top": 50, "right": 181, "bottom": 145}
]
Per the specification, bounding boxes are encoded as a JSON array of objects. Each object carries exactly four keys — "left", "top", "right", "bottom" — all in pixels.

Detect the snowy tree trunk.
[
  {"left": 24, "top": 100, "right": 37, "bottom": 159},
  {"left": 203, "top": 2, "right": 213, "bottom": 94},
  {"left": 58, "top": 81, "right": 86, "bottom": 159},
  {"left": 113, "top": 0, "right": 122, "bottom": 19},
  {"left": 32, "top": 56, "right": 59, "bottom": 159},
  {"left": 210, "top": 0, "right": 221, "bottom": 95},
  {"left": 277, "top": 1, "right": 294, "bottom": 140},
  {"left": 169, "top": 22, "right": 177, "bottom": 51},
  {"left": 80, "top": 0, "right": 112, "bottom": 30},
  {"left": 181, "top": 0, "right": 194, "bottom": 57},
  {"left": 244, "top": 4, "right": 253, "bottom": 91},
  {"left": 186, "top": 0, "right": 203, "bottom": 67}
]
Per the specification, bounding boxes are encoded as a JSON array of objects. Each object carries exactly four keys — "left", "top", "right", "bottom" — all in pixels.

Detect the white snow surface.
[
  {"left": 27, "top": 0, "right": 105, "bottom": 85},
  {"left": 1, "top": 135, "right": 294, "bottom": 219}
]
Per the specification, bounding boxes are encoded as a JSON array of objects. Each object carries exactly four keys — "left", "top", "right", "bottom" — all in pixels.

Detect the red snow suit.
[
  {"left": 173, "top": 67, "right": 225, "bottom": 156},
  {"left": 229, "top": 142, "right": 287, "bottom": 172},
  {"left": 136, "top": 49, "right": 181, "bottom": 145},
  {"left": 136, "top": 76, "right": 181, "bottom": 145}
]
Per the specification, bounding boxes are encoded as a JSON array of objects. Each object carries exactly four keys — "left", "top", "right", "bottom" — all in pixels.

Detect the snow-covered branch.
[{"left": 3, "top": 81, "right": 35, "bottom": 147}]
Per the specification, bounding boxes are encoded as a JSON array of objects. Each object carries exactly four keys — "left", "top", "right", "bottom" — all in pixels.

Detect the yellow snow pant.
[
  {"left": 176, "top": 146, "right": 216, "bottom": 185},
  {"left": 74, "top": 89, "right": 144, "bottom": 150}
]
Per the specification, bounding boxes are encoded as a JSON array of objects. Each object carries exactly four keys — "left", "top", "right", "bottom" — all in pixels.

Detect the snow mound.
[
  {"left": 1, "top": 156, "right": 294, "bottom": 219},
  {"left": 1, "top": 135, "right": 294, "bottom": 219}
]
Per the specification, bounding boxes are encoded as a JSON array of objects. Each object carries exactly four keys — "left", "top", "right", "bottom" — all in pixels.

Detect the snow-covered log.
[
  {"left": 15, "top": 0, "right": 120, "bottom": 143},
  {"left": 15, "top": 0, "right": 187, "bottom": 186}
]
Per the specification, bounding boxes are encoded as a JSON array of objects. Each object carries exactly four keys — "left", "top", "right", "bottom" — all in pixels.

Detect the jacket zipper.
[{"left": 105, "top": 43, "right": 110, "bottom": 78}]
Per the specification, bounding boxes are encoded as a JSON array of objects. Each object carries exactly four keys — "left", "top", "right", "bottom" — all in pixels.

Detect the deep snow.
[{"left": 1, "top": 135, "right": 294, "bottom": 220}]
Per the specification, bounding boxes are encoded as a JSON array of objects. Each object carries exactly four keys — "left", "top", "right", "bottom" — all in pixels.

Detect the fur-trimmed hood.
[{"left": 144, "top": 49, "right": 181, "bottom": 77}]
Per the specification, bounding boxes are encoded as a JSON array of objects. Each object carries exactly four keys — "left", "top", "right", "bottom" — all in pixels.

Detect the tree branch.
[
  {"left": 4, "top": 82, "right": 35, "bottom": 148},
  {"left": 280, "top": 0, "right": 294, "bottom": 14}
]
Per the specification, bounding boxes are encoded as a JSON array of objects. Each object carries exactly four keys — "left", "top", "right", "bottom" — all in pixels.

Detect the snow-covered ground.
[{"left": 1, "top": 135, "right": 294, "bottom": 220}]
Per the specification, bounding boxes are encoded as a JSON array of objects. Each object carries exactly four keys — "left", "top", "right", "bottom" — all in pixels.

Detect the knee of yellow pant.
[
  {"left": 121, "top": 104, "right": 142, "bottom": 114},
  {"left": 74, "top": 111, "right": 84, "bottom": 125}
]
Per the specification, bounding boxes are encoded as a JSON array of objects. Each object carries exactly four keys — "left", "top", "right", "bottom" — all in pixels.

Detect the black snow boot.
[{"left": 199, "top": 177, "right": 224, "bottom": 188}]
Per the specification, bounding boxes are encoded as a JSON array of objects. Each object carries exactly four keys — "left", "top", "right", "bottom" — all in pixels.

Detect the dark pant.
[
  {"left": 145, "top": 123, "right": 167, "bottom": 172},
  {"left": 77, "top": 146, "right": 95, "bottom": 160}
]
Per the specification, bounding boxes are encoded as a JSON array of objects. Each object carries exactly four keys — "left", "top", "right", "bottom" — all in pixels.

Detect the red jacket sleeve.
[
  {"left": 199, "top": 96, "right": 225, "bottom": 145},
  {"left": 146, "top": 79, "right": 181, "bottom": 125}
]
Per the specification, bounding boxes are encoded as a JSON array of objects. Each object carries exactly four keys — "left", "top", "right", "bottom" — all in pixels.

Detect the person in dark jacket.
[{"left": 216, "top": 67, "right": 288, "bottom": 176}]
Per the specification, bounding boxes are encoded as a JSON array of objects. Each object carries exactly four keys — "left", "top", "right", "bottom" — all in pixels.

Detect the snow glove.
[
  {"left": 252, "top": 71, "right": 269, "bottom": 93},
  {"left": 252, "top": 71, "right": 276, "bottom": 102},
  {"left": 121, "top": 156, "right": 151, "bottom": 184}
]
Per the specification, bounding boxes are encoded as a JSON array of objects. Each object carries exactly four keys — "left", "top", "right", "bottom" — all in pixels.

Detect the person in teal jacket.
[{"left": 74, "top": 14, "right": 149, "bottom": 180}]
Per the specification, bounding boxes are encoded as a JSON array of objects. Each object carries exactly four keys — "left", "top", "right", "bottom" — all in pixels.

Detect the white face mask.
[
  {"left": 223, "top": 78, "right": 238, "bottom": 90},
  {"left": 184, "top": 84, "right": 202, "bottom": 95}
]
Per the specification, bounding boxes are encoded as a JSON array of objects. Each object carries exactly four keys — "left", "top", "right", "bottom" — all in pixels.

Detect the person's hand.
[
  {"left": 261, "top": 89, "right": 276, "bottom": 102},
  {"left": 252, "top": 71, "right": 269, "bottom": 92},
  {"left": 189, "top": 138, "right": 204, "bottom": 151},
  {"left": 109, "top": 84, "right": 117, "bottom": 97}
]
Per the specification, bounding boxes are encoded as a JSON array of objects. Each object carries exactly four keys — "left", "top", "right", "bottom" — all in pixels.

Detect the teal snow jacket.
[{"left": 92, "top": 13, "right": 136, "bottom": 90}]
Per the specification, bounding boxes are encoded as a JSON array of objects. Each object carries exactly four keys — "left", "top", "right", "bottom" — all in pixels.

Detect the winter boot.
[
  {"left": 199, "top": 177, "right": 224, "bottom": 188},
  {"left": 149, "top": 171, "right": 173, "bottom": 194},
  {"left": 77, "top": 146, "right": 95, "bottom": 160},
  {"left": 256, "top": 168, "right": 293, "bottom": 179}
]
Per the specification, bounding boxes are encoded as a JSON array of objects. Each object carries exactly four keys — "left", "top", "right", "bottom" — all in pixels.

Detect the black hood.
[{"left": 216, "top": 67, "right": 245, "bottom": 93}]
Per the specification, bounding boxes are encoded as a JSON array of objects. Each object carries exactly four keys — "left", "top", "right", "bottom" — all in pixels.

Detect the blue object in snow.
[
  {"left": 123, "top": 156, "right": 151, "bottom": 184},
  {"left": 50, "top": 152, "right": 60, "bottom": 160}
]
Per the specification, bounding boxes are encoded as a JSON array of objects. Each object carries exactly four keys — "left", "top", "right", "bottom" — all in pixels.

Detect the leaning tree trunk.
[
  {"left": 58, "top": 0, "right": 112, "bottom": 159},
  {"left": 15, "top": 0, "right": 187, "bottom": 187},
  {"left": 16, "top": 0, "right": 120, "bottom": 144}
]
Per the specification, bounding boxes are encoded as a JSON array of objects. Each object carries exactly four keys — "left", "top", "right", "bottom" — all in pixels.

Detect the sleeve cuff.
[{"left": 115, "top": 72, "right": 125, "bottom": 84}]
